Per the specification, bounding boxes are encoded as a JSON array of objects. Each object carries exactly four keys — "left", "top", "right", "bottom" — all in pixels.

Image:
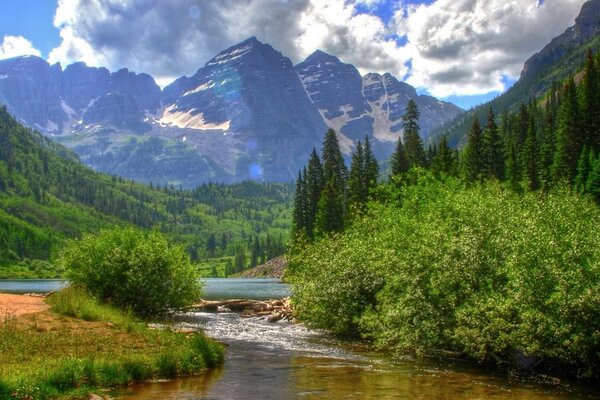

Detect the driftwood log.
[{"left": 190, "top": 297, "right": 293, "bottom": 322}]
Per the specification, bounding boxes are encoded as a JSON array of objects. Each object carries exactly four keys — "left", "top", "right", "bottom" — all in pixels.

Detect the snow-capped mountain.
[
  {"left": 0, "top": 37, "right": 463, "bottom": 186},
  {"left": 295, "top": 51, "right": 463, "bottom": 159}
]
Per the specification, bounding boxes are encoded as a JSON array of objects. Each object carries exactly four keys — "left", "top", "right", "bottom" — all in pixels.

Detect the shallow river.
[{"left": 110, "top": 280, "right": 598, "bottom": 400}]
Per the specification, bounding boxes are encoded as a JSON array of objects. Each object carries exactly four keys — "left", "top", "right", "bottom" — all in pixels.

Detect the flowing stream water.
[
  {"left": 3, "top": 279, "right": 598, "bottom": 399},
  {"left": 111, "top": 279, "right": 598, "bottom": 400}
]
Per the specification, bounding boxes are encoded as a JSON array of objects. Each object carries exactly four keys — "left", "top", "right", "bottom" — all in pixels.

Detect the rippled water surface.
[
  {"left": 0, "top": 278, "right": 289, "bottom": 299},
  {"left": 114, "top": 283, "right": 599, "bottom": 400}
]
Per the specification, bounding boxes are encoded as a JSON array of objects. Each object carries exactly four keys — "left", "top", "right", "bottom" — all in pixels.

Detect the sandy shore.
[{"left": 0, "top": 293, "right": 48, "bottom": 320}]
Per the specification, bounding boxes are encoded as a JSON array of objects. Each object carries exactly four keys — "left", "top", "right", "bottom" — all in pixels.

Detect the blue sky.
[{"left": 0, "top": 0, "right": 587, "bottom": 109}]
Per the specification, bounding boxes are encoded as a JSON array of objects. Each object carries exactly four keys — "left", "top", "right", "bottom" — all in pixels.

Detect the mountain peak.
[
  {"left": 207, "top": 36, "right": 270, "bottom": 66},
  {"left": 304, "top": 50, "right": 341, "bottom": 64},
  {"left": 575, "top": 0, "right": 600, "bottom": 36}
]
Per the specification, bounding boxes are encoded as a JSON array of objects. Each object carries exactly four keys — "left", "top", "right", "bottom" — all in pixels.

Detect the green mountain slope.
[
  {"left": 0, "top": 106, "right": 292, "bottom": 277},
  {"left": 431, "top": 0, "right": 600, "bottom": 148}
]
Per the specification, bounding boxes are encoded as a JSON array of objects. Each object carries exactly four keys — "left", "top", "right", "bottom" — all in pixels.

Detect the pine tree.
[
  {"left": 506, "top": 140, "right": 521, "bottom": 191},
  {"left": 292, "top": 170, "right": 307, "bottom": 237},
  {"left": 402, "top": 100, "right": 426, "bottom": 168},
  {"left": 321, "top": 128, "right": 348, "bottom": 221},
  {"left": 586, "top": 151, "right": 600, "bottom": 202},
  {"left": 522, "top": 114, "right": 540, "bottom": 191},
  {"left": 482, "top": 108, "right": 504, "bottom": 180},
  {"left": 321, "top": 129, "right": 348, "bottom": 188},
  {"left": 363, "top": 135, "right": 379, "bottom": 193},
  {"left": 304, "top": 149, "right": 324, "bottom": 239},
  {"left": 390, "top": 137, "right": 409, "bottom": 176},
  {"left": 575, "top": 147, "right": 590, "bottom": 193},
  {"left": 348, "top": 140, "right": 365, "bottom": 208},
  {"left": 315, "top": 179, "right": 344, "bottom": 236},
  {"left": 462, "top": 116, "right": 484, "bottom": 183},
  {"left": 540, "top": 107, "right": 556, "bottom": 190},
  {"left": 553, "top": 77, "right": 582, "bottom": 183},
  {"left": 582, "top": 50, "right": 600, "bottom": 152},
  {"left": 432, "top": 134, "right": 455, "bottom": 176}
]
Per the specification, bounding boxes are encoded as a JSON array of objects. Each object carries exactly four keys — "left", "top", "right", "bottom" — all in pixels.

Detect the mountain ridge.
[{"left": 0, "top": 38, "right": 463, "bottom": 186}]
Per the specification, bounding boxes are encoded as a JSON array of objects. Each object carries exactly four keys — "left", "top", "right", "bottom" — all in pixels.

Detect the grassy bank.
[
  {"left": 288, "top": 173, "right": 600, "bottom": 380},
  {"left": 0, "top": 288, "right": 223, "bottom": 400}
]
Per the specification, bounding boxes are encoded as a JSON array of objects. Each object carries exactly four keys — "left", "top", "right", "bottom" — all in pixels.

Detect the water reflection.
[{"left": 115, "top": 312, "right": 599, "bottom": 400}]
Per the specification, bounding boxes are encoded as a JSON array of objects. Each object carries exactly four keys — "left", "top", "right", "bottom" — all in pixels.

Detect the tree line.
[{"left": 292, "top": 50, "right": 600, "bottom": 236}]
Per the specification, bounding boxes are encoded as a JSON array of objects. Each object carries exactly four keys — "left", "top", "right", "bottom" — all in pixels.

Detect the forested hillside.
[
  {"left": 431, "top": 2, "right": 600, "bottom": 148},
  {"left": 0, "top": 106, "right": 292, "bottom": 277},
  {"left": 288, "top": 50, "right": 600, "bottom": 380}
]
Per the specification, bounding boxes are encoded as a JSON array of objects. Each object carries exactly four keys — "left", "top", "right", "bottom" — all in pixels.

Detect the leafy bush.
[
  {"left": 289, "top": 173, "right": 600, "bottom": 378},
  {"left": 59, "top": 228, "right": 202, "bottom": 317}
]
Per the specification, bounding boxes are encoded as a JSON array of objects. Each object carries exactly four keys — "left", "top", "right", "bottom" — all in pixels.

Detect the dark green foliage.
[
  {"left": 321, "top": 129, "right": 348, "bottom": 190},
  {"left": 348, "top": 140, "right": 365, "bottom": 208},
  {"left": 59, "top": 228, "right": 201, "bottom": 317},
  {"left": 390, "top": 137, "right": 409, "bottom": 176},
  {"left": 482, "top": 108, "right": 505, "bottom": 180},
  {"left": 290, "top": 173, "right": 600, "bottom": 378},
  {"left": 432, "top": 135, "right": 455, "bottom": 176},
  {"left": 402, "top": 100, "right": 426, "bottom": 169},
  {"left": 363, "top": 136, "right": 379, "bottom": 194},
  {"left": 553, "top": 77, "right": 581, "bottom": 183},
  {"left": 522, "top": 114, "right": 540, "bottom": 190},
  {"left": 305, "top": 149, "right": 325, "bottom": 239},
  {"left": 587, "top": 151, "right": 600, "bottom": 201},
  {"left": 348, "top": 136, "right": 379, "bottom": 212},
  {"left": 315, "top": 179, "right": 344, "bottom": 236},
  {"left": 292, "top": 170, "right": 307, "bottom": 237},
  {"left": 0, "top": 106, "right": 292, "bottom": 273},
  {"left": 462, "top": 117, "right": 484, "bottom": 182},
  {"left": 582, "top": 50, "right": 600, "bottom": 151}
]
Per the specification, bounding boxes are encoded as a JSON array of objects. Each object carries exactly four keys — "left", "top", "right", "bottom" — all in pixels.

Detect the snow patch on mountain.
[{"left": 159, "top": 105, "right": 230, "bottom": 131}]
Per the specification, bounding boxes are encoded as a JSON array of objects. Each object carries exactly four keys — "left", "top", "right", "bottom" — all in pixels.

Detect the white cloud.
[
  {"left": 396, "top": 0, "right": 587, "bottom": 97},
  {"left": 47, "top": 0, "right": 588, "bottom": 97},
  {"left": 0, "top": 36, "right": 42, "bottom": 60}
]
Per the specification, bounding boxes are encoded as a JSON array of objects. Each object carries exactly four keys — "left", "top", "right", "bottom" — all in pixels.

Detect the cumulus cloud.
[
  {"left": 0, "top": 35, "right": 42, "bottom": 60},
  {"left": 48, "top": 0, "right": 407, "bottom": 85},
  {"left": 47, "top": 0, "right": 587, "bottom": 97},
  {"left": 396, "top": 0, "right": 587, "bottom": 97}
]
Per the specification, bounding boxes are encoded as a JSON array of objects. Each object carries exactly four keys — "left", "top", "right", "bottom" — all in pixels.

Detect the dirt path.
[{"left": 0, "top": 293, "right": 48, "bottom": 320}]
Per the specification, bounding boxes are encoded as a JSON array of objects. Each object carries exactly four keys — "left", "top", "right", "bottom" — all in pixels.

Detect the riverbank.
[{"left": 0, "top": 289, "right": 223, "bottom": 400}]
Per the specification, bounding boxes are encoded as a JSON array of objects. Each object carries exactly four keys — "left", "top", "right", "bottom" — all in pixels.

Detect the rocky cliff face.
[
  {"left": 0, "top": 38, "right": 463, "bottom": 186},
  {"left": 160, "top": 37, "right": 328, "bottom": 181},
  {"left": 521, "top": 0, "right": 600, "bottom": 81},
  {"left": 296, "top": 51, "right": 463, "bottom": 159},
  {"left": 0, "top": 56, "right": 65, "bottom": 132}
]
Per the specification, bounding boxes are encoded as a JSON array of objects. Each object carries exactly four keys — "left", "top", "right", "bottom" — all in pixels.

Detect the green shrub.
[
  {"left": 59, "top": 228, "right": 202, "bottom": 317},
  {"left": 289, "top": 173, "right": 600, "bottom": 377}
]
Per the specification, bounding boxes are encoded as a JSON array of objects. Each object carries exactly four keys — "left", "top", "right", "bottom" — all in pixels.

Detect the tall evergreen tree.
[
  {"left": 390, "top": 137, "right": 409, "bottom": 176},
  {"left": 553, "top": 77, "right": 581, "bottom": 183},
  {"left": 315, "top": 179, "right": 344, "bottom": 236},
  {"left": 462, "top": 116, "right": 484, "bottom": 183},
  {"left": 582, "top": 50, "right": 600, "bottom": 152},
  {"left": 540, "top": 106, "right": 557, "bottom": 190},
  {"left": 348, "top": 140, "right": 365, "bottom": 208},
  {"left": 482, "top": 108, "right": 504, "bottom": 180},
  {"left": 575, "top": 146, "right": 590, "bottom": 193},
  {"left": 292, "top": 170, "right": 307, "bottom": 237},
  {"left": 304, "top": 149, "right": 324, "bottom": 239},
  {"left": 432, "top": 134, "right": 454, "bottom": 176},
  {"left": 363, "top": 135, "right": 379, "bottom": 192},
  {"left": 586, "top": 150, "right": 600, "bottom": 202},
  {"left": 321, "top": 129, "right": 348, "bottom": 188},
  {"left": 522, "top": 114, "right": 540, "bottom": 191},
  {"left": 402, "top": 100, "right": 426, "bottom": 168},
  {"left": 318, "top": 129, "right": 348, "bottom": 234}
]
